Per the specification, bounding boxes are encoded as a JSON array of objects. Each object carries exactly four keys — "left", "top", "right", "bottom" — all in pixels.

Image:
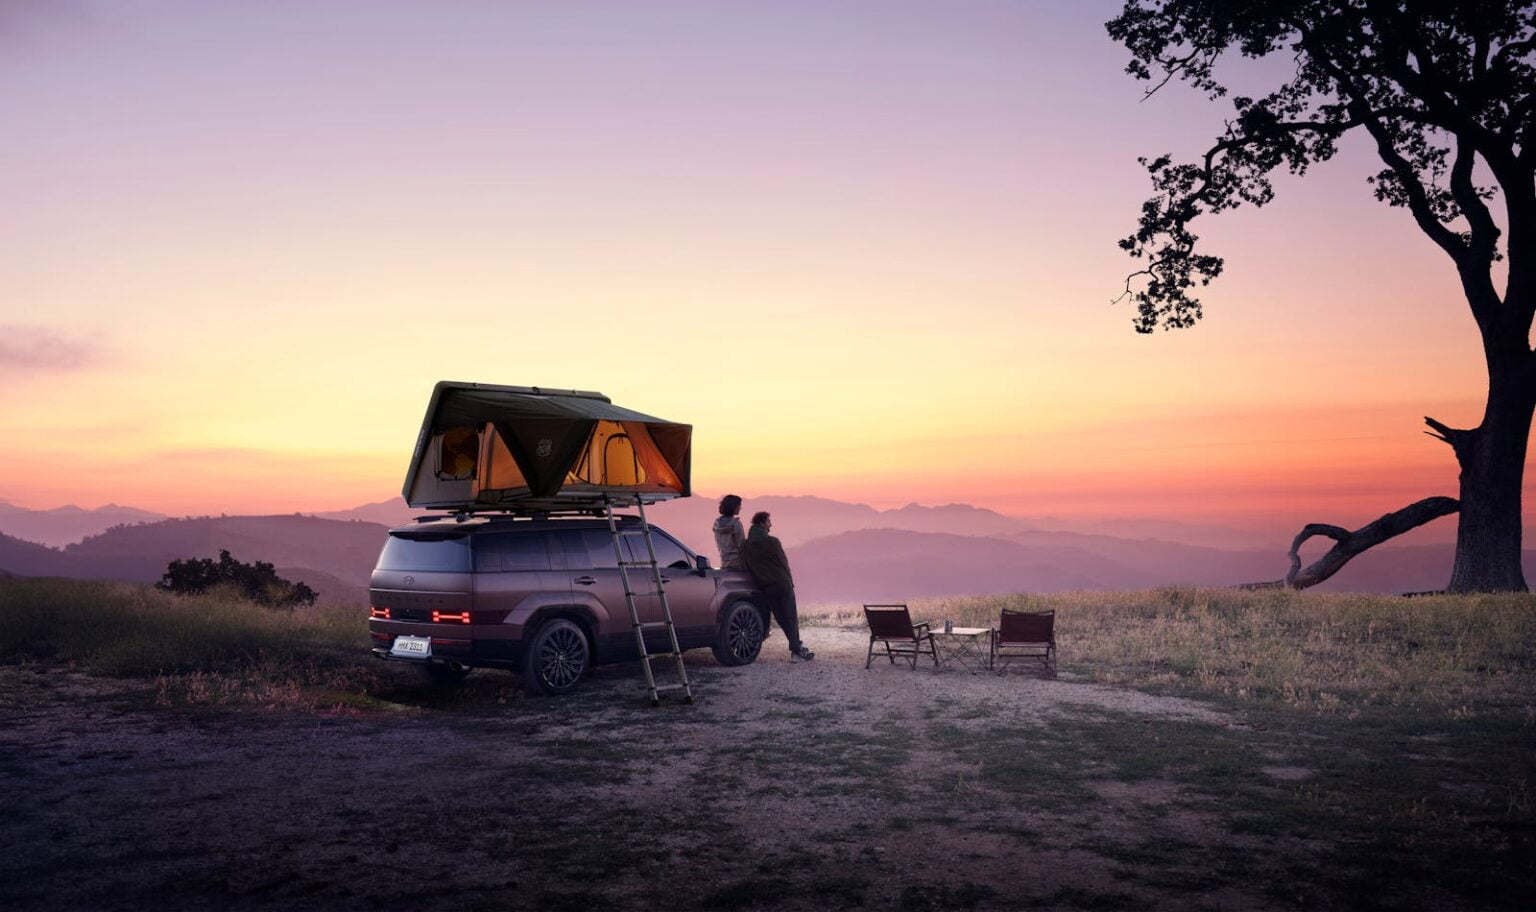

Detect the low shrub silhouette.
[{"left": 157, "top": 549, "right": 316, "bottom": 610}]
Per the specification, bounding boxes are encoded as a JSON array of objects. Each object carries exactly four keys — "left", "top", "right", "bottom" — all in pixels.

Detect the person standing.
[
  {"left": 712, "top": 494, "right": 747, "bottom": 571},
  {"left": 741, "top": 511, "right": 814, "bottom": 662}
]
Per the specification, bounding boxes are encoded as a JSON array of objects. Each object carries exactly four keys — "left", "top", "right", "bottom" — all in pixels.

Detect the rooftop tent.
[{"left": 402, "top": 381, "right": 692, "bottom": 511}]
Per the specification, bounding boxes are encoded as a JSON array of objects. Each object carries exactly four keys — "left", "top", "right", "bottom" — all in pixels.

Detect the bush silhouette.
[{"left": 157, "top": 550, "right": 317, "bottom": 610}]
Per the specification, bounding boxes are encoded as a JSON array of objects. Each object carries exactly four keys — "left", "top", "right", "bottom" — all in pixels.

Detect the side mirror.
[{"left": 694, "top": 554, "right": 712, "bottom": 575}]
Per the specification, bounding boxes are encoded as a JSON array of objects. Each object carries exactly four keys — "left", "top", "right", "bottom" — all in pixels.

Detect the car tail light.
[
  {"left": 432, "top": 610, "right": 471, "bottom": 624},
  {"left": 370, "top": 606, "right": 390, "bottom": 619}
]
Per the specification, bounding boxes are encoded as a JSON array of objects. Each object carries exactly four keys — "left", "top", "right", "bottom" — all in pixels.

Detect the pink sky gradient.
[{"left": 0, "top": 1, "right": 1522, "bottom": 539}]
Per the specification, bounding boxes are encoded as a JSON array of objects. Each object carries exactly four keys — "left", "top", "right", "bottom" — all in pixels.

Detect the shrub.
[{"left": 157, "top": 549, "right": 316, "bottom": 609}]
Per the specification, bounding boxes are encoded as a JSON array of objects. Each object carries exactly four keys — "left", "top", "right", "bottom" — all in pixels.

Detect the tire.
[
  {"left": 522, "top": 618, "right": 591, "bottom": 696},
  {"left": 712, "top": 600, "right": 765, "bottom": 666},
  {"left": 419, "top": 661, "right": 471, "bottom": 686}
]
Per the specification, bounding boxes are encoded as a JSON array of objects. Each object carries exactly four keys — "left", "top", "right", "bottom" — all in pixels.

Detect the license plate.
[{"left": 391, "top": 635, "right": 431, "bottom": 658}]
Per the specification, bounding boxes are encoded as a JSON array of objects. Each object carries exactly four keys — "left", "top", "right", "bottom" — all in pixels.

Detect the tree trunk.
[{"left": 1445, "top": 365, "right": 1534, "bottom": 592}]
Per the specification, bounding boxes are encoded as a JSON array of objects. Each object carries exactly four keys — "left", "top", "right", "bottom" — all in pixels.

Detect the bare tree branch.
[{"left": 1240, "top": 496, "right": 1461, "bottom": 590}]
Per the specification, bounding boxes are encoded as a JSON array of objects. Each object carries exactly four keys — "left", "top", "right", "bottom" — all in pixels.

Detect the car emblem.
[
  {"left": 536, "top": 438, "right": 553, "bottom": 458},
  {"left": 403, "top": 575, "right": 415, "bottom": 586}
]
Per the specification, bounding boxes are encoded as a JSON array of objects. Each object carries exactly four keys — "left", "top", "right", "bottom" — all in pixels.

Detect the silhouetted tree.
[
  {"left": 1109, "top": 0, "right": 1536, "bottom": 592},
  {"left": 157, "top": 549, "right": 317, "bottom": 609}
]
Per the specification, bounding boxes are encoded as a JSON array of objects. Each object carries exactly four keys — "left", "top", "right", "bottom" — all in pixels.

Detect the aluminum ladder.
[{"left": 602, "top": 496, "right": 694, "bottom": 706}]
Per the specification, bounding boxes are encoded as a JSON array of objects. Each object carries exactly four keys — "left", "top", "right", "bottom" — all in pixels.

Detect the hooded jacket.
[
  {"left": 712, "top": 515, "right": 746, "bottom": 570},
  {"left": 742, "top": 522, "right": 794, "bottom": 589}
]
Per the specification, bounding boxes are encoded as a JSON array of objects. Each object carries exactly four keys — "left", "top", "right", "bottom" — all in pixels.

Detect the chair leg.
[{"left": 865, "top": 637, "right": 875, "bottom": 670}]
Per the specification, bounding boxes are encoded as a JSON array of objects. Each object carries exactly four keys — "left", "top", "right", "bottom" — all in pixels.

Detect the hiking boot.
[{"left": 791, "top": 646, "right": 815, "bottom": 662}]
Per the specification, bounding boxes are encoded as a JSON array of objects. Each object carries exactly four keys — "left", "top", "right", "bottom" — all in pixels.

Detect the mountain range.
[
  {"left": 0, "top": 494, "right": 1518, "bottom": 603},
  {"left": 0, "top": 500, "right": 167, "bottom": 548}
]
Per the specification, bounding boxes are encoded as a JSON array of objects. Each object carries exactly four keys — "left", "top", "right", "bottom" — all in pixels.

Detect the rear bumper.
[{"left": 370, "top": 622, "right": 525, "bottom": 670}]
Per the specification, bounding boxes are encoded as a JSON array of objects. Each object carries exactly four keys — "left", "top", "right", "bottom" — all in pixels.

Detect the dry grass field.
[{"left": 1, "top": 579, "right": 1533, "bottom": 911}]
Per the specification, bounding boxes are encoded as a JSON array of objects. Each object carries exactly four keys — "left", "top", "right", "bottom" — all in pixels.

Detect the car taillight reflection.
[
  {"left": 370, "top": 606, "right": 390, "bottom": 619},
  {"left": 432, "top": 610, "right": 471, "bottom": 624}
]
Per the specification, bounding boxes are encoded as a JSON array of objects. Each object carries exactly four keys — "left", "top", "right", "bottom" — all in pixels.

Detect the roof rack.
[
  {"left": 429, "top": 492, "right": 677, "bottom": 515},
  {"left": 410, "top": 504, "right": 652, "bottom": 522}
]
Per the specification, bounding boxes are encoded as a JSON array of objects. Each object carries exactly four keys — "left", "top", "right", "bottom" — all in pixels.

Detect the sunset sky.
[{"left": 0, "top": 0, "right": 1514, "bottom": 537}]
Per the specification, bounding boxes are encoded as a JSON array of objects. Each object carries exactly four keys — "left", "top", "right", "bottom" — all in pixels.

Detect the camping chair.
[
  {"left": 992, "top": 609, "right": 1056, "bottom": 677},
  {"left": 863, "top": 604, "right": 939, "bottom": 670}
]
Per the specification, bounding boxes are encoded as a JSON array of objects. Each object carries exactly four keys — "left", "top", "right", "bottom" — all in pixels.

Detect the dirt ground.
[{"left": 0, "top": 627, "right": 1520, "bottom": 911}]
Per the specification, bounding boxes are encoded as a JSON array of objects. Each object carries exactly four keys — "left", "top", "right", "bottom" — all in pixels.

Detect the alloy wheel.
[
  {"left": 538, "top": 625, "right": 587, "bottom": 688},
  {"left": 728, "top": 609, "right": 763, "bottom": 661}
]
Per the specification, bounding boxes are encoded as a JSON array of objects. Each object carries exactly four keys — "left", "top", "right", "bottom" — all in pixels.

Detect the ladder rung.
[
  {"left": 644, "top": 651, "right": 680, "bottom": 660},
  {"left": 651, "top": 684, "right": 688, "bottom": 693},
  {"left": 619, "top": 560, "right": 657, "bottom": 567},
  {"left": 624, "top": 591, "right": 665, "bottom": 599},
  {"left": 635, "top": 621, "right": 672, "bottom": 629}
]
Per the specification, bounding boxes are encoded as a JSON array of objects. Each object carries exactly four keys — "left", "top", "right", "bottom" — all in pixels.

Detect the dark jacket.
[{"left": 742, "top": 523, "right": 793, "bottom": 589}]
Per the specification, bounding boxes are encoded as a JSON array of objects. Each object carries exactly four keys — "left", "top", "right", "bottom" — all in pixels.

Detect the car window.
[
  {"left": 616, "top": 530, "right": 693, "bottom": 570},
  {"left": 572, "top": 529, "right": 692, "bottom": 570},
  {"left": 549, "top": 530, "right": 591, "bottom": 571},
  {"left": 378, "top": 534, "right": 471, "bottom": 572},
  {"left": 474, "top": 532, "right": 553, "bottom": 573},
  {"left": 645, "top": 532, "right": 694, "bottom": 570},
  {"left": 580, "top": 530, "right": 621, "bottom": 569}
]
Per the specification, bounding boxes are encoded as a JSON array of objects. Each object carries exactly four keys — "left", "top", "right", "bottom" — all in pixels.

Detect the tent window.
[{"left": 436, "top": 427, "right": 479, "bottom": 481}]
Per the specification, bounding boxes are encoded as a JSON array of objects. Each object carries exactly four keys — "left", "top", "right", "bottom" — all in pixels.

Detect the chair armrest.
[{"left": 913, "top": 621, "right": 930, "bottom": 632}]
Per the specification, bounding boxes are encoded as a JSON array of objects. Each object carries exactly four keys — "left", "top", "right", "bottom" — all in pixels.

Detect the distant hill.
[
  {"left": 271, "top": 565, "right": 370, "bottom": 607},
  {"left": 0, "top": 532, "right": 77, "bottom": 577},
  {"left": 0, "top": 516, "right": 387, "bottom": 606},
  {"left": 646, "top": 494, "right": 1031, "bottom": 550},
  {"left": 3, "top": 495, "right": 1524, "bottom": 604},
  {"left": 781, "top": 527, "right": 1536, "bottom": 601},
  {"left": 645, "top": 493, "right": 1316, "bottom": 553},
  {"left": 60, "top": 515, "right": 386, "bottom": 587},
  {"left": 0, "top": 501, "right": 167, "bottom": 548},
  {"left": 310, "top": 498, "right": 418, "bottom": 528},
  {"left": 786, "top": 529, "right": 1127, "bottom": 600},
  {"left": 1008, "top": 515, "right": 1289, "bottom": 551}
]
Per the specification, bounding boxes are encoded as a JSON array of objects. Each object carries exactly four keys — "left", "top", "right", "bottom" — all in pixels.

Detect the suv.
[{"left": 366, "top": 514, "right": 768, "bottom": 694}]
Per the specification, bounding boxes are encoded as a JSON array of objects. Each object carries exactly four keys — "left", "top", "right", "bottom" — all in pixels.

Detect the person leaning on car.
[
  {"left": 712, "top": 494, "right": 746, "bottom": 570},
  {"left": 741, "top": 511, "right": 814, "bottom": 662}
]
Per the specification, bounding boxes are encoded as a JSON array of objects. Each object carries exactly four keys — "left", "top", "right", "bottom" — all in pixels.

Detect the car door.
[
  {"left": 557, "top": 528, "right": 650, "bottom": 660},
  {"left": 472, "top": 531, "right": 561, "bottom": 641},
  {"left": 628, "top": 528, "right": 715, "bottom": 649}
]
